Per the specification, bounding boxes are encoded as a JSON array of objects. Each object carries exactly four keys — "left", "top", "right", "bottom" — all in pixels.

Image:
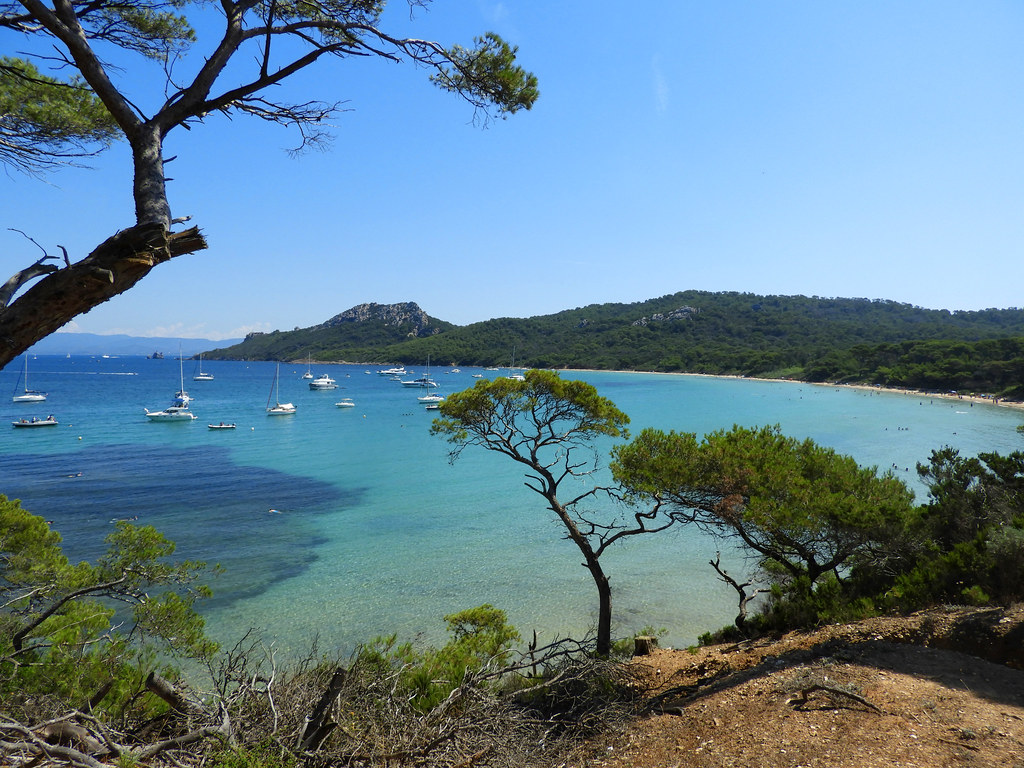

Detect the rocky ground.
[{"left": 579, "top": 605, "right": 1024, "bottom": 768}]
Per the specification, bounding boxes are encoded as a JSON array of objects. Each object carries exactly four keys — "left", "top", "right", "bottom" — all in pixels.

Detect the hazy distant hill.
[
  {"left": 204, "top": 292, "right": 1024, "bottom": 397},
  {"left": 27, "top": 332, "right": 242, "bottom": 357}
]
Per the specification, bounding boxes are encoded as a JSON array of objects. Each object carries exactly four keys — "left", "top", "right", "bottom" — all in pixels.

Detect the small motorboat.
[
  {"left": 208, "top": 422, "right": 236, "bottom": 429},
  {"left": 12, "top": 415, "right": 58, "bottom": 428},
  {"left": 335, "top": 398, "right": 356, "bottom": 408},
  {"left": 145, "top": 406, "right": 196, "bottom": 421},
  {"left": 309, "top": 373, "right": 338, "bottom": 390}
]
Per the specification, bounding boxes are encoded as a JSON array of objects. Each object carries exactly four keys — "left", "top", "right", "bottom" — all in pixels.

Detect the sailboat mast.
[{"left": 268, "top": 364, "right": 278, "bottom": 408}]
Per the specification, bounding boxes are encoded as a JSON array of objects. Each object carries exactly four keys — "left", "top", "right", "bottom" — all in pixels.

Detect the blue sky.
[{"left": 3, "top": 1, "right": 1024, "bottom": 340}]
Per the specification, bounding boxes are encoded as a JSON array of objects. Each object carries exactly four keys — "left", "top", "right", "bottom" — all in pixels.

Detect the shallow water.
[{"left": 2, "top": 356, "right": 1020, "bottom": 654}]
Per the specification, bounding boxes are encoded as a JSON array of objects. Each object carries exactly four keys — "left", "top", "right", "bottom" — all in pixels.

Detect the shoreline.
[
  {"left": 285, "top": 357, "right": 1024, "bottom": 415},
  {"left": 809, "top": 380, "right": 1024, "bottom": 412},
  {"left": 560, "top": 367, "right": 1024, "bottom": 414}
]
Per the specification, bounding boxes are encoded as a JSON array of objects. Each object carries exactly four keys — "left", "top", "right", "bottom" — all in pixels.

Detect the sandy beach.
[
  {"left": 577, "top": 367, "right": 1024, "bottom": 414},
  {"left": 810, "top": 380, "right": 1024, "bottom": 412}
]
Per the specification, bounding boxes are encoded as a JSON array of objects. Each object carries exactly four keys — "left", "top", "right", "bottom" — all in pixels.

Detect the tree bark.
[
  {"left": 633, "top": 635, "right": 658, "bottom": 656},
  {"left": 130, "top": 123, "right": 172, "bottom": 227},
  {"left": 594, "top": 570, "right": 612, "bottom": 656},
  {"left": 298, "top": 666, "right": 346, "bottom": 752},
  {"left": 0, "top": 223, "right": 206, "bottom": 368},
  {"left": 144, "top": 671, "right": 206, "bottom": 716}
]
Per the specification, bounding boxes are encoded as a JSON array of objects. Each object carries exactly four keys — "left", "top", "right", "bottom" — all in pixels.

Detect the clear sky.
[{"left": 3, "top": 1, "right": 1023, "bottom": 340}]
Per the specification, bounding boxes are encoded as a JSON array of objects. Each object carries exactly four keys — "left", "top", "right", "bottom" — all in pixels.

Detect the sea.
[{"left": 2, "top": 355, "right": 1022, "bottom": 656}]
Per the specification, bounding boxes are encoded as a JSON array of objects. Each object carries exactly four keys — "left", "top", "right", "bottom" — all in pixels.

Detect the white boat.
[
  {"left": 309, "top": 373, "right": 338, "bottom": 390},
  {"left": 12, "top": 354, "right": 47, "bottom": 402},
  {"left": 193, "top": 353, "right": 214, "bottom": 381},
  {"left": 401, "top": 356, "right": 439, "bottom": 388},
  {"left": 172, "top": 348, "right": 192, "bottom": 405},
  {"left": 147, "top": 352, "right": 196, "bottom": 420},
  {"left": 12, "top": 415, "right": 58, "bottom": 428},
  {"left": 506, "top": 347, "right": 526, "bottom": 381},
  {"left": 267, "top": 364, "right": 296, "bottom": 415},
  {"left": 335, "top": 398, "right": 355, "bottom": 408},
  {"left": 401, "top": 376, "right": 439, "bottom": 388},
  {"left": 417, "top": 393, "right": 445, "bottom": 403},
  {"left": 302, "top": 355, "right": 314, "bottom": 379},
  {"left": 208, "top": 422, "right": 236, "bottom": 429},
  {"left": 145, "top": 405, "right": 196, "bottom": 421},
  {"left": 377, "top": 366, "right": 407, "bottom": 376}
]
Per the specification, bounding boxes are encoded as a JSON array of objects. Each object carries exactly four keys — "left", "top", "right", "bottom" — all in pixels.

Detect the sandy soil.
[{"left": 578, "top": 605, "right": 1024, "bottom": 768}]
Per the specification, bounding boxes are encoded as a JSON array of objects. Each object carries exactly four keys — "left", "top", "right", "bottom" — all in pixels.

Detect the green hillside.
[{"left": 206, "top": 291, "right": 1024, "bottom": 396}]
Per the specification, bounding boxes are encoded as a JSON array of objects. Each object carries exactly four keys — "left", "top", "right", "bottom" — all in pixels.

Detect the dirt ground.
[{"left": 580, "top": 605, "right": 1024, "bottom": 768}]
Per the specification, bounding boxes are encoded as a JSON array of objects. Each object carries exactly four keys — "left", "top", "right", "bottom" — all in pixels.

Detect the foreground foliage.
[
  {"left": 688, "top": 445, "right": 1024, "bottom": 641},
  {"left": 1, "top": 501, "right": 645, "bottom": 766},
  {"left": 1, "top": 496, "right": 215, "bottom": 710}
]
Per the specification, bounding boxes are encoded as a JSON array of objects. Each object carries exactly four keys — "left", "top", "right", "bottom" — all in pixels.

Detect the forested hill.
[{"left": 206, "top": 292, "right": 1024, "bottom": 396}]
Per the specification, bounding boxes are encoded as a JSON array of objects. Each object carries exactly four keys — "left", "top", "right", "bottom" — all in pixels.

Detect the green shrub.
[{"left": 354, "top": 604, "right": 521, "bottom": 712}]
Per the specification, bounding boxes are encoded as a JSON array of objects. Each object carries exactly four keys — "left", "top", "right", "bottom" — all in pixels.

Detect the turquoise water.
[{"left": 2, "top": 356, "right": 1021, "bottom": 654}]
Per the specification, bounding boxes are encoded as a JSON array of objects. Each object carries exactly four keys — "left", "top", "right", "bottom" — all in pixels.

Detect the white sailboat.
[
  {"left": 267, "top": 364, "right": 297, "bottom": 415},
  {"left": 12, "top": 354, "right": 47, "bottom": 402},
  {"left": 302, "top": 355, "right": 314, "bottom": 379},
  {"left": 401, "top": 355, "right": 439, "bottom": 388},
  {"left": 146, "top": 353, "right": 196, "bottom": 420},
  {"left": 193, "top": 353, "right": 214, "bottom": 381},
  {"left": 506, "top": 347, "right": 526, "bottom": 381}
]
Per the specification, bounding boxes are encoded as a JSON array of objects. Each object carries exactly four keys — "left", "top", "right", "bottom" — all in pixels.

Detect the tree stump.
[{"left": 633, "top": 635, "right": 658, "bottom": 656}]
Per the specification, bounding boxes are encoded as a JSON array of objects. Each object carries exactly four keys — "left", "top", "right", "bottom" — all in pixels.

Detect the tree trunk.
[
  {"left": 549, "top": 492, "right": 615, "bottom": 656},
  {"left": 131, "top": 123, "right": 173, "bottom": 227},
  {"left": 594, "top": 567, "right": 612, "bottom": 657},
  {"left": 0, "top": 223, "right": 206, "bottom": 368},
  {"left": 633, "top": 635, "right": 658, "bottom": 656}
]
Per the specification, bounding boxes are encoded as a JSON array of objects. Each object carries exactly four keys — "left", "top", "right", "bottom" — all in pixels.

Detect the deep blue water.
[{"left": 2, "top": 355, "right": 1021, "bottom": 653}]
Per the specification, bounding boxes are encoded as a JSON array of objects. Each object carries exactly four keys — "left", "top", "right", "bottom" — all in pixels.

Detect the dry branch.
[
  {"left": 787, "top": 684, "right": 883, "bottom": 713},
  {"left": 0, "top": 223, "right": 206, "bottom": 367}
]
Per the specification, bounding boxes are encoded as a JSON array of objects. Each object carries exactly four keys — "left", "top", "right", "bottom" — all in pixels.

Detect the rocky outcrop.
[
  {"left": 319, "top": 302, "right": 440, "bottom": 337},
  {"left": 631, "top": 305, "right": 700, "bottom": 327}
]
